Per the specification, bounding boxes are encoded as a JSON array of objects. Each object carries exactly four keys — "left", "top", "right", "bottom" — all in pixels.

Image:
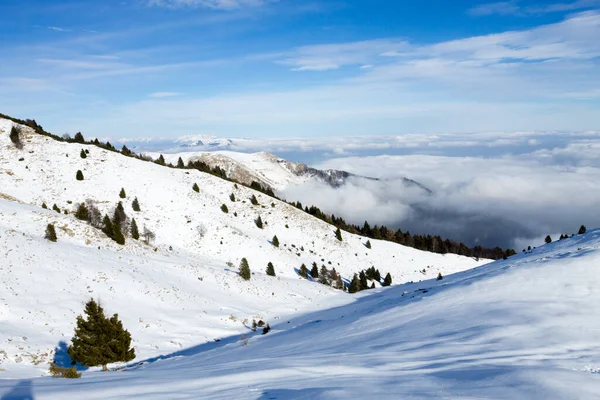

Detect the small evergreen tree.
[
  {"left": 359, "top": 270, "right": 368, "bottom": 290},
  {"left": 74, "top": 132, "right": 85, "bottom": 143},
  {"left": 335, "top": 227, "right": 342, "bottom": 242},
  {"left": 310, "top": 264, "right": 319, "bottom": 279},
  {"left": 250, "top": 195, "right": 259, "bottom": 206},
  {"left": 132, "top": 197, "right": 140, "bottom": 212},
  {"left": 75, "top": 203, "right": 89, "bottom": 221},
  {"left": 52, "top": 204, "right": 61, "bottom": 213},
  {"left": 230, "top": 193, "right": 236, "bottom": 202},
  {"left": 9, "top": 126, "right": 22, "bottom": 149},
  {"left": 42, "top": 203, "right": 48, "bottom": 209},
  {"left": 437, "top": 272, "right": 443, "bottom": 281},
  {"left": 579, "top": 225, "right": 587, "bottom": 235},
  {"left": 192, "top": 183, "right": 199, "bottom": 193},
  {"left": 262, "top": 324, "right": 271, "bottom": 335},
  {"left": 113, "top": 225, "right": 125, "bottom": 245},
  {"left": 80, "top": 149, "right": 87, "bottom": 159},
  {"left": 255, "top": 216, "right": 264, "bottom": 229},
  {"left": 221, "top": 204, "right": 229, "bottom": 213},
  {"left": 45, "top": 224, "right": 57, "bottom": 242},
  {"left": 382, "top": 273, "right": 392, "bottom": 287},
  {"left": 119, "top": 188, "right": 126, "bottom": 199},
  {"left": 335, "top": 274, "right": 343, "bottom": 290},
  {"left": 102, "top": 215, "right": 114, "bottom": 239},
  {"left": 177, "top": 157, "right": 185, "bottom": 168},
  {"left": 266, "top": 262, "right": 276, "bottom": 276},
  {"left": 299, "top": 264, "right": 309, "bottom": 278},
  {"left": 239, "top": 258, "right": 251, "bottom": 280},
  {"left": 545, "top": 235, "right": 552, "bottom": 244},
  {"left": 76, "top": 170, "right": 84, "bottom": 181},
  {"left": 272, "top": 235, "right": 279, "bottom": 247},
  {"left": 157, "top": 154, "right": 166, "bottom": 165},
  {"left": 319, "top": 265, "right": 329, "bottom": 285},
  {"left": 131, "top": 218, "right": 139, "bottom": 240},
  {"left": 348, "top": 274, "right": 360, "bottom": 293},
  {"left": 365, "top": 240, "right": 371, "bottom": 249},
  {"left": 67, "top": 299, "right": 135, "bottom": 371}
]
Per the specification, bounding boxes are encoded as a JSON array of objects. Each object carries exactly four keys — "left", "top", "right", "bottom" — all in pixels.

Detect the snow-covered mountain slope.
[
  {"left": 0, "top": 118, "right": 485, "bottom": 377},
  {"left": 2, "top": 224, "right": 600, "bottom": 399},
  {"left": 153, "top": 150, "right": 429, "bottom": 194}
]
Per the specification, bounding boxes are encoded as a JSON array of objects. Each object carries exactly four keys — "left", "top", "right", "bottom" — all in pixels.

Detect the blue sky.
[{"left": 1, "top": 0, "right": 599, "bottom": 139}]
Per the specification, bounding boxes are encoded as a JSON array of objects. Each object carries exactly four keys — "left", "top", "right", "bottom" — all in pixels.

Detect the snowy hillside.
[
  {"left": 0, "top": 118, "right": 485, "bottom": 378},
  {"left": 2, "top": 214, "right": 600, "bottom": 398},
  {"left": 152, "top": 150, "right": 429, "bottom": 195}
]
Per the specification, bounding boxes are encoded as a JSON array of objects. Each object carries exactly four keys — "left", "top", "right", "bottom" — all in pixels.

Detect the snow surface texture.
[
  {"left": 2, "top": 210, "right": 600, "bottom": 399},
  {"left": 0, "top": 118, "right": 485, "bottom": 381}
]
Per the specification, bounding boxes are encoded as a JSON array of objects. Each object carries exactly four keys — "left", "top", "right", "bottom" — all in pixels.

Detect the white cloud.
[
  {"left": 279, "top": 39, "right": 409, "bottom": 71},
  {"left": 148, "top": 92, "right": 181, "bottom": 98}
]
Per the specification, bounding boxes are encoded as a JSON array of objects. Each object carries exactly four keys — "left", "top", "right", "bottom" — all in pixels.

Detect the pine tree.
[
  {"left": 272, "top": 235, "right": 279, "bottom": 247},
  {"left": 80, "top": 149, "right": 87, "bottom": 159},
  {"left": 310, "top": 264, "right": 319, "bottom": 279},
  {"left": 132, "top": 197, "right": 140, "bottom": 212},
  {"left": 119, "top": 188, "right": 126, "bottom": 199},
  {"left": 545, "top": 235, "right": 552, "bottom": 244},
  {"left": 74, "top": 132, "right": 85, "bottom": 143},
  {"left": 52, "top": 204, "right": 61, "bottom": 213},
  {"left": 67, "top": 299, "right": 135, "bottom": 371},
  {"left": 177, "top": 157, "right": 185, "bottom": 168},
  {"left": 348, "top": 274, "right": 360, "bottom": 293},
  {"left": 359, "top": 270, "right": 368, "bottom": 290},
  {"left": 239, "top": 258, "right": 251, "bottom": 280},
  {"left": 45, "top": 224, "right": 57, "bottom": 242},
  {"left": 266, "top": 262, "right": 276, "bottom": 276},
  {"left": 131, "top": 218, "right": 139, "bottom": 240},
  {"left": 319, "top": 265, "right": 329, "bottom": 285},
  {"left": 192, "top": 183, "right": 199, "bottom": 193},
  {"left": 365, "top": 240, "right": 371, "bottom": 249},
  {"left": 382, "top": 273, "right": 392, "bottom": 287},
  {"left": 230, "top": 193, "right": 236, "bottom": 202},
  {"left": 75, "top": 203, "right": 89, "bottom": 221},
  {"left": 42, "top": 203, "right": 48, "bottom": 209},
  {"left": 335, "top": 227, "right": 342, "bottom": 242},
  {"left": 299, "top": 264, "right": 309, "bottom": 278},
  {"left": 113, "top": 225, "right": 125, "bottom": 245},
  {"left": 76, "top": 170, "right": 84, "bottom": 181},
  {"left": 250, "top": 195, "right": 259, "bottom": 206},
  {"left": 9, "top": 126, "right": 22, "bottom": 148},
  {"left": 157, "top": 154, "right": 165, "bottom": 165},
  {"left": 221, "top": 204, "right": 229, "bottom": 213},
  {"left": 255, "top": 216, "right": 264, "bottom": 229},
  {"left": 370, "top": 282, "right": 376, "bottom": 289},
  {"left": 579, "top": 225, "right": 587, "bottom": 235},
  {"left": 437, "top": 272, "right": 443, "bottom": 281},
  {"left": 102, "top": 215, "right": 114, "bottom": 239},
  {"left": 113, "top": 201, "right": 126, "bottom": 229}
]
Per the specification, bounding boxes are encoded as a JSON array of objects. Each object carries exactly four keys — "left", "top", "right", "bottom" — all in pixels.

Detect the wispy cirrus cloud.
[
  {"left": 147, "top": 0, "right": 276, "bottom": 10},
  {"left": 278, "top": 39, "right": 409, "bottom": 71},
  {"left": 469, "top": 0, "right": 600, "bottom": 17},
  {"left": 148, "top": 92, "right": 181, "bottom": 98}
]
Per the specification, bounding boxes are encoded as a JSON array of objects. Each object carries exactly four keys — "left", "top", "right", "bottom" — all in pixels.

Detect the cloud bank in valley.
[{"left": 278, "top": 132, "right": 600, "bottom": 251}]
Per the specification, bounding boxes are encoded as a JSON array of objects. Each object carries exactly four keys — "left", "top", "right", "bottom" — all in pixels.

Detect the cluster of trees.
[
  {"left": 72, "top": 193, "right": 151, "bottom": 246},
  {"left": 297, "top": 262, "right": 344, "bottom": 290},
  {"left": 3, "top": 112, "right": 515, "bottom": 260},
  {"left": 348, "top": 268, "right": 392, "bottom": 294},
  {"left": 290, "top": 204, "right": 516, "bottom": 260},
  {"left": 543, "top": 225, "right": 588, "bottom": 246}
]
